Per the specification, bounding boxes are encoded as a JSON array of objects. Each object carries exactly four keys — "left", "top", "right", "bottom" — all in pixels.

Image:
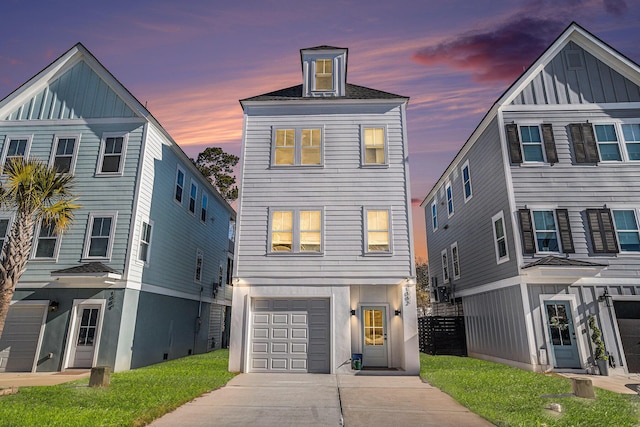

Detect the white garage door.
[
  {"left": 250, "top": 299, "right": 329, "bottom": 373},
  {"left": 0, "top": 302, "right": 47, "bottom": 372}
]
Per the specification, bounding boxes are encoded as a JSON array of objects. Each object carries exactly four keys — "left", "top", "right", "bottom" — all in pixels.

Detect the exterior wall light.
[
  {"left": 394, "top": 309, "right": 401, "bottom": 316},
  {"left": 350, "top": 309, "right": 356, "bottom": 316}
]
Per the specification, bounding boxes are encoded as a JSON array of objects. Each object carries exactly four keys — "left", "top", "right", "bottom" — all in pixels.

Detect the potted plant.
[{"left": 588, "top": 314, "right": 609, "bottom": 376}]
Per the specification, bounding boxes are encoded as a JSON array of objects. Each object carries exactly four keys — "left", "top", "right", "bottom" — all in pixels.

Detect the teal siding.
[{"left": 4, "top": 61, "right": 137, "bottom": 120}]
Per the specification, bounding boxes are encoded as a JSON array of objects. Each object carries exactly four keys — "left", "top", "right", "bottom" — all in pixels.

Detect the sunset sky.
[{"left": 2, "top": 0, "right": 640, "bottom": 259}]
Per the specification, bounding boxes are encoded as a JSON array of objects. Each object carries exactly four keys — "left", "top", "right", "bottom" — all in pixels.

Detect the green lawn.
[
  {"left": 420, "top": 353, "right": 640, "bottom": 427},
  {"left": 0, "top": 349, "right": 236, "bottom": 427}
]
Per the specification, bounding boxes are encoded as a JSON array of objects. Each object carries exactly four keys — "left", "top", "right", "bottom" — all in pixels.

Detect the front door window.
[
  {"left": 544, "top": 301, "right": 581, "bottom": 368},
  {"left": 361, "top": 306, "right": 388, "bottom": 367}
]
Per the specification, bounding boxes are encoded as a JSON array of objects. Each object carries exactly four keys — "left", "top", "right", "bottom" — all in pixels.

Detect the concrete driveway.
[{"left": 149, "top": 373, "right": 494, "bottom": 427}]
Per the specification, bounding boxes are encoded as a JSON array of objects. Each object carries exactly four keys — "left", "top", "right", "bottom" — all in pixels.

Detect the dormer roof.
[{"left": 241, "top": 83, "right": 407, "bottom": 104}]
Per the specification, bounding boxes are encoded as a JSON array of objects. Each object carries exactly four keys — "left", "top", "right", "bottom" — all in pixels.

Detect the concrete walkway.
[
  {"left": 0, "top": 370, "right": 90, "bottom": 387},
  {"left": 149, "top": 373, "right": 494, "bottom": 427}
]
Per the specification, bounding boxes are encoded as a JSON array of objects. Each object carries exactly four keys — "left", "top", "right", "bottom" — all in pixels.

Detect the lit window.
[
  {"left": 139, "top": 221, "right": 152, "bottom": 263},
  {"left": 594, "top": 124, "right": 622, "bottom": 161},
  {"left": 520, "top": 126, "right": 544, "bottom": 162},
  {"left": 84, "top": 213, "right": 116, "bottom": 259},
  {"left": 175, "top": 167, "right": 185, "bottom": 203},
  {"left": 51, "top": 136, "right": 78, "bottom": 173},
  {"left": 275, "top": 129, "right": 295, "bottom": 165},
  {"left": 315, "top": 59, "right": 333, "bottom": 90},
  {"left": 612, "top": 210, "right": 640, "bottom": 252},
  {"left": 273, "top": 128, "right": 322, "bottom": 166},
  {"left": 271, "top": 211, "right": 293, "bottom": 252},
  {"left": 492, "top": 211, "right": 509, "bottom": 263},
  {"left": 269, "top": 209, "right": 323, "bottom": 254},
  {"left": 301, "top": 129, "right": 321, "bottom": 165},
  {"left": 98, "top": 135, "right": 127, "bottom": 174},
  {"left": 366, "top": 209, "right": 390, "bottom": 253},
  {"left": 300, "top": 210, "right": 321, "bottom": 252},
  {"left": 363, "top": 128, "right": 386, "bottom": 165}
]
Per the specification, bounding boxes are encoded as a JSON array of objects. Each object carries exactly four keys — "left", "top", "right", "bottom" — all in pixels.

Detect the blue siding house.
[
  {"left": 421, "top": 23, "right": 640, "bottom": 375},
  {"left": 0, "top": 44, "right": 235, "bottom": 372}
]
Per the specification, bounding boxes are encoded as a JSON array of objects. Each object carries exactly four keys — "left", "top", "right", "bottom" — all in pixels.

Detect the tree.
[
  {"left": 0, "top": 159, "right": 79, "bottom": 338},
  {"left": 192, "top": 147, "right": 239, "bottom": 202},
  {"left": 415, "top": 258, "right": 430, "bottom": 317}
]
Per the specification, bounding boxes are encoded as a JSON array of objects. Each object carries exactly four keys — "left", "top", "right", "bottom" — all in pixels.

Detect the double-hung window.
[
  {"left": 32, "top": 222, "right": 60, "bottom": 259},
  {"left": 461, "top": 161, "right": 472, "bottom": 201},
  {"left": 441, "top": 249, "right": 449, "bottom": 284},
  {"left": 612, "top": 209, "right": 640, "bottom": 252},
  {"left": 51, "top": 135, "right": 79, "bottom": 174},
  {"left": 622, "top": 124, "right": 640, "bottom": 160},
  {"left": 518, "top": 208, "right": 574, "bottom": 254},
  {"left": 446, "top": 182, "right": 454, "bottom": 217},
  {"left": 189, "top": 180, "right": 198, "bottom": 214},
  {"left": 431, "top": 201, "right": 438, "bottom": 231},
  {"left": 195, "top": 249, "right": 204, "bottom": 282},
  {"left": 492, "top": 211, "right": 509, "bottom": 263},
  {"left": 201, "top": 193, "right": 208, "bottom": 222},
  {"left": 451, "top": 242, "right": 460, "bottom": 280},
  {"left": 594, "top": 124, "right": 622, "bottom": 161},
  {"left": 139, "top": 221, "right": 153, "bottom": 263},
  {"left": 362, "top": 127, "right": 387, "bottom": 166},
  {"left": 532, "top": 210, "right": 560, "bottom": 252},
  {"left": 588, "top": 122, "right": 640, "bottom": 162},
  {"left": 97, "top": 133, "right": 127, "bottom": 175},
  {"left": 365, "top": 208, "right": 391, "bottom": 254},
  {"left": 520, "top": 125, "right": 544, "bottom": 162},
  {"left": 175, "top": 167, "right": 185, "bottom": 204},
  {"left": 273, "top": 128, "right": 323, "bottom": 166},
  {"left": 315, "top": 59, "right": 333, "bottom": 91},
  {"left": 83, "top": 213, "right": 117, "bottom": 259},
  {"left": 269, "top": 208, "right": 323, "bottom": 254},
  {"left": 2, "top": 136, "right": 31, "bottom": 171},
  {"left": 506, "top": 124, "right": 557, "bottom": 164}
]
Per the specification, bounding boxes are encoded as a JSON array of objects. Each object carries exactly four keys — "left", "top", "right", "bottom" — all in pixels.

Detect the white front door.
[
  {"left": 70, "top": 305, "right": 101, "bottom": 368},
  {"left": 362, "top": 306, "right": 388, "bottom": 367}
]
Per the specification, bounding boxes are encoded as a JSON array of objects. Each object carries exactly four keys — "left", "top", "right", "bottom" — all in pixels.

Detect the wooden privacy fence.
[{"left": 418, "top": 316, "right": 467, "bottom": 356}]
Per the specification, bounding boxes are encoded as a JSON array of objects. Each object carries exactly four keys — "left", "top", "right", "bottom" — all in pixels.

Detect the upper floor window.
[
  {"left": 269, "top": 209, "right": 323, "bottom": 254},
  {"left": 441, "top": 249, "right": 449, "bottom": 284},
  {"left": 175, "top": 167, "right": 185, "bottom": 204},
  {"left": 83, "top": 212, "right": 117, "bottom": 259},
  {"left": 362, "top": 127, "right": 387, "bottom": 166},
  {"left": 365, "top": 208, "right": 391, "bottom": 254},
  {"left": 139, "top": 221, "right": 153, "bottom": 263},
  {"left": 201, "top": 193, "right": 208, "bottom": 222},
  {"left": 431, "top": 201, "right": 438, "bottom": 231},
  {"left": 520, "top": 126, "right": 544, "bottom": 162},
  {"left": 189, "top": 181, "right": 198, "bottom": 214},
  {"left": 2, "top": 136, "right": 31, "bottom": 171},
  {"left": 446, "top": 183, "right": 454, "bottom": 217},
  {"left": 594, "top": 124, "right": 622, "bottom": 161},
  {"left": 51, "top": 135, "right": 79, "bottom": 174},
  {"left": 492, "top": 211, "right": 509, "bottom": 264},
  {"left": 273, "top": 128, "right": 323, "bottom": 166},
  {"left": 0, "top": 217, "right": 10, "bottom": 250},
  {"left": 32, "top": 221, "right": 60, "bottom": 259},
  {"left": 461, "top": 161, "right": 472, "bottom": 202},
  {"left": 612, "top": 209, "right": 640, "bottom": 252},
  {"left": 451, "top": 242, "right": 460, "bottom": 280},
  {"left": 518, "top": 208, "right": 574, "bottom": 254},
  {"left": 622, "top": 124, "right": 640, "bottom": 160},
  {"left": 586, "top": 208, "right": 618, "bottom": 254},
  {"left": 315, "top": 59, "right": 333, "bottom": 91},
  {"left": 506, "top": 123, "right": 557, "bottom": 164},
  {"left": 97, "top": 134, "right": 127, "bottom": 175},
  {"left": 195, "top": 249, "right": 204, "bottom": 282}
]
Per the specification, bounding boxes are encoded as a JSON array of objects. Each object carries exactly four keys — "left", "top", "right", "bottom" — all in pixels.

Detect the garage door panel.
[
  {"left": 253, "top": 314, "right": 269, "bottom": 324},
  {"left": 272, "top": 328, "right": 288, "bottom": 339},
  {"left": 291, "top": 359, "right": 307, "bottom": 370},
  {"left": 271, "top": 343, "right": 288, "bottom": 353},
  {"left": 291, "top": 314, "right": 307, "bottom": 324},
  {"left": 291, "top": 328, "right": 307, "bottom": 339},
  {"left": 252, "top": 359, "right": 268, "bottom": 369},
  {"left": 0, "top": 304, "right": 47, "bottom": 373},
  {"left": 614, "top": 301, "right": 640, "bottom": 374},
  {"left": 252, "top": 342, "right": 268, "bottom": 353}
]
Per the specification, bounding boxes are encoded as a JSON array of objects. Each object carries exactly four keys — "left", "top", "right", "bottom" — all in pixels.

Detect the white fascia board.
[{"left": 240, "top": 98, "right": 408, "bottom": 110}]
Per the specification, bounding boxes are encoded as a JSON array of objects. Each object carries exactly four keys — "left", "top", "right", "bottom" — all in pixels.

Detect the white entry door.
[
  {"left": 362, "top": 306, "right": 388, "bottom": 367},
  {"left": 70, "top": 305, "right": 102, "bottom": 368}
]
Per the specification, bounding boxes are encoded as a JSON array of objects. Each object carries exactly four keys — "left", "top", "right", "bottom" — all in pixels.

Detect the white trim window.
[
  {"left": 365, "top": 208, "right": 392, "bottom": 254},
  {"left": 0, "top": 216, "right": 11, "bottom": 250},
  {"left": 362, "top": 126, "right": 387, "bottom": 166},
  {"left": 492, "top": 211, "right": 509, "bottom": 264},
  {"left": 96, "top": 133, "right": 127, "bottom": 175},
  {"left": 2, "top": 135, "right": 31, "bottom": 171},
  {"left": 519, "top": 125, "right": 545, "bottom": 162},
  {"left": 138, "top": 221, "right": 153, "bottom": 263},
  {"left": 431, "top": 201, "right": 438, "bottom": 231},
  {"left": 441, "top": 249, "right": 449, "bottom": 284},
  {"left": 50, "top": 135, "right": 79, "bottom": 174},
  {"left": 594, "top": 124, "right": 622, "bottom": 161},
  {"left": 32, "top": 221, "right": 61, "bottom": 260},
  {"left": 194, "top": 249, "right": 204, "bottom": 282},
  {"left": 269, "top": 208, "right": 323, "bottom": 254},
  {"left": 532, "top": 210, "right": 560, "bottom": 253},
  {"left": 83, "top": 212, "right": 117, "bottom": 259},
  {"left": 174, "top": 166, "right": 185, "bottom": 204},
  {"left": 272, "top": 127, "right": 323, "bottom": 166},
  {"left": 612, "top": 209, "right": 640, "bottom": 252},
  {"left": 201, "top": 193, "right": 208, "bottom": 223},
  {"left": 622, "top": 123, "right": 640, "bottom": 160},
  {"left": 461, "top": 160, "right": 472, "bottom": 202},
  {"left": 189, "top": 180, "right": 198, "bottom": 214},
  {"left": 592, "top": 122, "right": 640, "bottom": 162},
  {"left": 451, "top": 242, "right": 460, "bottom": 280},
  {"left": 314, "top": 58, "right": 333, "bottom": 91},
  {"left": 446, "top": 182, "right": 454, "bottom": 217}
]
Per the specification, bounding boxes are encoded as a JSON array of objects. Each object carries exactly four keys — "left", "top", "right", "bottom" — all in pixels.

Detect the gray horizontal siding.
[
  {"left": 505, "top": 108, "right": 640, "bottom": 274},
  {"left": 512, "top": 41, "right": 640, "bottom": 105},
  {"left": 425, "top": 117, "right": 518, "bottom": 292},
  {"left": 237, "top": 103, "right": 412, "bottom": 279}
]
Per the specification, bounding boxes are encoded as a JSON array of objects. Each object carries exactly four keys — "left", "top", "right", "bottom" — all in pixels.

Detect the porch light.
[
  {"left": 394, "top": 309, "right": 401, "bottom": 316},
  {"left": 350, "top": 309, "right": 356, "bottom": 316},
  {"left": 49, "top": 300, "right": 59, "bottom": 312},
  {"left": 598, "top": 289, "right": 612, "bottom": 307}
]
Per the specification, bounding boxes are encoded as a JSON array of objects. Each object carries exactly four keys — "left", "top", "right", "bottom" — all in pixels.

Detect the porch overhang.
[
  {"left": 51, "top": 262, "right": 122, "bottom": 286},
  {"left": 520, "top": 256, "right": 607, "bottom": 284}
]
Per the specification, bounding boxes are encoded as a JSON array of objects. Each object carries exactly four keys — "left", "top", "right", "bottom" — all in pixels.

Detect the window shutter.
[
  {"left": 541, "top": 124, "right": 558, "bottom": 164},
  {"left": 518, "top": 209, "right": 536, "bottom": 254},
  {"left": 505, "top": 124, "right": 522, "bottom": 164},
  {"left": 570, "top": 123, "right": 599, "bottom": 163},
  {"left": 555, "top": 209, "right": 575, "bottom": 253},
  {"left": 586, "top": 208, "right": 618, "bottom": 254}
]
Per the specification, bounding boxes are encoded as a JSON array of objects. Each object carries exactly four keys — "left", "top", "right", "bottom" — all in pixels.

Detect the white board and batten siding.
[{"left": 237, "top": 103, "right": 412, "bottom": 284}]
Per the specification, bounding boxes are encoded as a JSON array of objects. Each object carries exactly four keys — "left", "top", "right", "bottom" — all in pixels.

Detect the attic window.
[
  {"left": 565, "top": 50, "right": 584, "bottom": 70},
  {"left": 315, "top": 59, "right": 333, "bottom": 91}
]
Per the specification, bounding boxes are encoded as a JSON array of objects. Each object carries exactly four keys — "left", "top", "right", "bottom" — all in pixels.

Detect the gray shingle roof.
[
  {"left": 52, "top": 262, "right": 121, "bottom": 275},
  {"left": 301, "top": 45, "right": 347, "bottom": 51},
  {"left": 522, "top": 256, "right": 607, "bottom": 269},
  {"left": 241, "top": 83, "right": 408, "bottom": 102}
]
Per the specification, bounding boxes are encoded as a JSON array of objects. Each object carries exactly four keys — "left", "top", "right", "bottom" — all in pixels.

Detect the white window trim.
[
  {"left": 441, "top": 248, "right": 449, "bottom": 284},
  {"left": 82, "top": 211, "right": 117, "bottom": 260},
  {"left": 431, "top": 201, "right": 438, "bottom": 232},
  {"left": 95, "top": 132, "right": 128, "bottom": 176},
  {"left": 138, "top": 219, "right": 153, "bottom": 266},
  {"left": 461, "top": 160, "right": 473, "bottom": 203},
  {"left": 201, "top": 192, "right": 209, "bottom": 223},
  {"left": 312, "top": 57, "right": 335, "bottom": 92},
  {"left": 492, "top": 211, "right": 510, "bottom": 264},
  {"left": 270, "top": 126, "right": 325, "bottom": 167},
  {"left": 591, "top": 121, "right": 640, "bottom": 163},
  {"left": 360, "top": 125, "right": 389, "bottom": 167},
  {"left": 30, "top": 220, "right": 62, "bottom": 261},
  {"left": 174, "top": 165, "right": 185, "bottom": 205},
  {"left": 518, "top": 124, "right": 546, "bottom": 164},
  {"left": 611, "top": 208, "right": 640, "bottom": 254},
  {"left": 194, "top": 248, "right": 204, "bottom": 283},
  {"left": 267, "top": 207, "right": 325, "bottom": 255},
  {"left": 49, "top": 133, "right": 81, "bottom": 175},
  {"left": 1, "top": 134, "right": 32, "bottom": 169},
  {"left": 445, "top": 181, "right": 454, "bottom": 218},
  {"left": 451, "top": 241, "right": 460, "bottom": 280},
  {"left": 363, "top": 206, "right": 393, "bottom": 255},
  {"left": 62, "top": 299, "right": 106, "bottom": 370},
  {"left": 530, "top": 208, "right": 562, "bottom": 254},
  {"left": 188, "top": 179, "right": 198, "bottom": 215}
]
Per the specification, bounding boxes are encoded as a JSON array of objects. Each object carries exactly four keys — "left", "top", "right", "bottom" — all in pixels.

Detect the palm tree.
[{"left": 0, "top": 159, "right": 79, "bottom": 337}]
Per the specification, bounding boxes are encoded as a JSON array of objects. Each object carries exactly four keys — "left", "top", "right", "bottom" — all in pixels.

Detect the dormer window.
[{"left": 315, "top": 59, "right": 333, "bottom": 91}]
